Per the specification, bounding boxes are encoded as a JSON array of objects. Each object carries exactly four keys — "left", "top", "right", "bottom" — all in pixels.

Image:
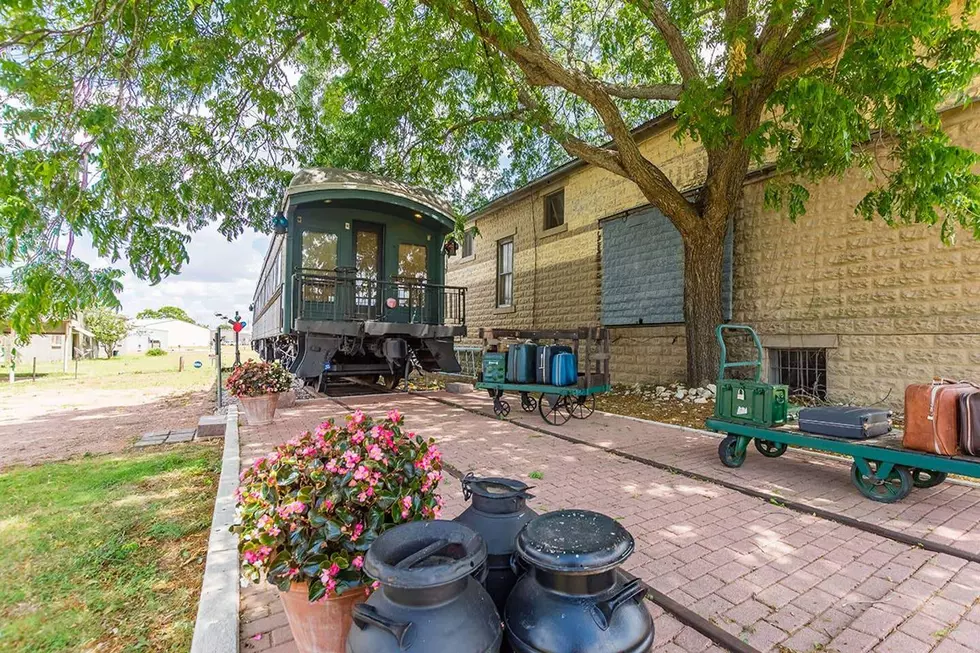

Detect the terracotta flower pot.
[
  {"left": 240, "top": 393, "right": 279, "bottom": 426},
  {"left": 279, "top": 582, "right": 367, "bottom": 653},
  {"left": 278, "top": 388, "right": 297, "bottom": 409}
]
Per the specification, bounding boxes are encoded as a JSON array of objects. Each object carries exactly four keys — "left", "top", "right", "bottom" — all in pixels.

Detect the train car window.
[
  {"left": 302, "top": 231, "right": 338, "bottom": 302},
  {"left": 302, "top": 231, "right": 338, "bottom": 270},
  {"left": 397, "top": 244, "right": 428, "bottom": 307},
  {"left": 397, "top": 244, "right": 428, "bottom": 281}
]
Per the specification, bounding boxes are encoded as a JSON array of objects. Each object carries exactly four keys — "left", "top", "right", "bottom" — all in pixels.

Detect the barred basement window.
[{"left": 769, "top": 348, "right": 827, "bottom": 399}]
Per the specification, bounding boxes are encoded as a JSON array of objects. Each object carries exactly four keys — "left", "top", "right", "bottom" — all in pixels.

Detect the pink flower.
[
  {"left": 367, "top": 444, "right": 384, "bottom": 461},
  {"left": 400, "top": 495, "right": 412, "bottom": 519},
  {"left": 342, "top": 449, "right": 361, "bottom": 469},
  {"left": 387, "top": 409, "right": 402, "bottom": 423},
  {"left": 277, "top": 501, "right": 307, "bottom": 518},
  {"left": 327, "top": 563, "right": 340, "bottom": 577},
  {"left": 351, "top": 523, "right": 365, "bottom": 542},
  {"left": 353, "top": 465, "right": 371, "bottom": 481},
  {"left": 350, "top": 410, "right": 366, "bottom": 425},
  {"left": 352, "top": 556, "right": 364, "bottom": 569},
  {"left": 351, "top": 429, "right": 366, "bottom": 444}
]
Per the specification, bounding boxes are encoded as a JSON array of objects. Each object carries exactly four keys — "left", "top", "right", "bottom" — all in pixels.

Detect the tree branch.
[
  {"left": 506, "top": 0, "right": 543, "bottom": 51},
  {"left": 515, "top": 87, "right": 626, "bottom": 177},
  {"left": 626, "top": 0, "right": 700, "bottom": 82},
  {"left": 423, "top": 0, "right": 699, "bottom": 229},
  {"left": 602, "top": 81, "right": 683, "bottom": 101}
]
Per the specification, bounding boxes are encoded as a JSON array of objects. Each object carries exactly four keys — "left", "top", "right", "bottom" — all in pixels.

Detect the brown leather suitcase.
[
  {"left": 904, "top": 381, "right": 978, "bottom": 455},
  {"left": 960, "top": 389, "right": 980, "bottom": 456}
]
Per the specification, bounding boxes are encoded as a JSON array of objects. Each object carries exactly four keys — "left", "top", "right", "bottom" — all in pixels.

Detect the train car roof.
[{"left": 284, "top": 168, "right": 457, "bottom": 230}]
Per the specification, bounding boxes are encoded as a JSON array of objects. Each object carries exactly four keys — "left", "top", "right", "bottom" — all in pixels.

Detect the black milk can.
[
  {"left": 504, "top": 510, "right": 654, "bottom": 653},
  {"left": 454, "top": 474, "right": 538, "bottom": 612},
  {"left": 346, "top": 520, "right": 503, "bottom": 653}
]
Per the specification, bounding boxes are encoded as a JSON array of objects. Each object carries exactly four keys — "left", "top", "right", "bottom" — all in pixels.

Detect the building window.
[
  {"left": 462, "top": 230, "right": 475, "bottom": 258},
  {"left": 50, "top": 334, "right": 64, "bottom": 348},
  {"left": 544, "top": 189, "right": 565, "bottom": 230},
  {"left": 769, "top": 348, "right": 827, "bottom": 399},
  {"left": 496, "top": 237, "right": 514, "bottom": 307}
]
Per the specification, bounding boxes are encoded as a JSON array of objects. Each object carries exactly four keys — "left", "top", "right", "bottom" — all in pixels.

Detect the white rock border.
[{"left": 190, "top": 405, "right": 241, "bottom": 653}]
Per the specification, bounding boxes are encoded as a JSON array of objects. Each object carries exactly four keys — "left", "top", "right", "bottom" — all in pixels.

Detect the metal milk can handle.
[
  {"left": 590, "top": 578, "right": 646, "bottom": 631},
  {"left": 508, "top": 552, "right": 527, "bottom": 578},
  {"left": 351, "top": 603, "right": 415, "bottom": 650}
]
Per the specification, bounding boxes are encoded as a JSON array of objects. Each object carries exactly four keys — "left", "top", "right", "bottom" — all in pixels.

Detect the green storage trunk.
[
  {"left": 715, "top": 380, "right": 789, "bottom": 427},
  {"left": 482, "top": 352, "right": 507, "bottom": 384}
]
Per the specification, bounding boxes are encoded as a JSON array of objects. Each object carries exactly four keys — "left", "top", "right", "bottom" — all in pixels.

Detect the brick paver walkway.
[
  {"left": 437, "top": 391, "right": 980, "bottom": 556},
  {"left": 237, "top": 394, "right": 980, "bottom": 653}
]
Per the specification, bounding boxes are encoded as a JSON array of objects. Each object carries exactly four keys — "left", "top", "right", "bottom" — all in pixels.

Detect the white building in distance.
[{"left": 119, "top": 318, "right": 212, "bottom": 355}]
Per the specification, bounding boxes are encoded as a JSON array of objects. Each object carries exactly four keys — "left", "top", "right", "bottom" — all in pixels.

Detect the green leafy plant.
[
  {"left": 232, "top": 409, "right": 444, "bottom": 601},
  {"left": 84, "top": 307, "right": 129, "bottom": 357},
  {"left": 528, "top": 470, "right": 544, "bottom": 480},
  {"left": 136, "top": 306, "right": 197, "bottom": 324},
  {"left": 2, "top": 0, "right": 978, "bottom": 384},
  {"left": 225, "top": 360, "right": 291, "bottom": 398},
  {"left": 145, "top": 347, "right": 167, "bottom": 357}
]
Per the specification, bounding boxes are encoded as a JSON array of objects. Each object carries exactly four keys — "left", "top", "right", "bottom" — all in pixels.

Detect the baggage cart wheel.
[
  {"left": 539, "top": 394, "right": 572, "bottom": 426},
  {"left": 754, "top": 439, "right": 787, "bottom": 458},
  {"left": 493, "top": 398, "right": 511, "bottom": 418},
  {"left": 718, "top": 435, "right": 747, "bottom": 468},
  {"left": 911, "top": 469, "right": 947, "bottom": 489},
  {"left": 520, "top": 392, "right": 537, "bottom": 412},
  {"left": 564, "top": 395, "right": 596, "bottom": 420},
  {"left": 850, "top": 461, "right": 912, "bottom": 503}
]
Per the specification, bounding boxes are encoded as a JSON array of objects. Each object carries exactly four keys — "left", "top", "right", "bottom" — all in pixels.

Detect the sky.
[{"left": 73, "top": 226, "right": 272, "bottom": 329}]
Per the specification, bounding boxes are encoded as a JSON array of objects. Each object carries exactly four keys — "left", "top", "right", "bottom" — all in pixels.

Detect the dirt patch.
[
  {"left": 597, "top": 384, "right": 716, "bottom": 429},
  {"left": 0, "top": 388, "right": 214, "bottom": 470}
]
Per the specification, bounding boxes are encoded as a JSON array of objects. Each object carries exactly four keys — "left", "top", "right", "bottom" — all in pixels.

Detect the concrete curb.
[{"left": 190, "top": 405, "right": 241, "bottom": 653}]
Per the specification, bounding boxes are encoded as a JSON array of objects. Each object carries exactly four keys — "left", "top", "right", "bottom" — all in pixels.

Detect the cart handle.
[{"left": 716, "top": 324, "right": 763, "bottom": 383}]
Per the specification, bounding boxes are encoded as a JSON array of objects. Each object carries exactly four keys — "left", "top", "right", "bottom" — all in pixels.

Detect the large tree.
[
  {"left": 136, "top": 305, "right": 196, "bottom": 324},
  {"left": 2, "top": 0, "right": 979, "bottom": 383}
]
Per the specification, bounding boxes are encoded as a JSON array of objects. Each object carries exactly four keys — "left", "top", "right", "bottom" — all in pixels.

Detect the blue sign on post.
[{"left": 193, "top": 361, "right": 203, "bottom": 369}]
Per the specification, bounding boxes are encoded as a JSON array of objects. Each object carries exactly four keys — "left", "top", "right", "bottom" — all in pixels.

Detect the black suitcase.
[
  {"left": 798, "top": 406, "right": 893, "bottom": 439},
  {"left": 536, "top": 345, "right": 572, "bottom": 385}
]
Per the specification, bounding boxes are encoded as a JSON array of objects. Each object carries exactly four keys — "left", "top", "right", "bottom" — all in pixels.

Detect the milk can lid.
[{"left": 516, "top": 509, "right": 633, "bottom": 575}]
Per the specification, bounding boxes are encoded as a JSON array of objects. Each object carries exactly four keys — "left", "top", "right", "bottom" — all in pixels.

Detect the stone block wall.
[{"left": 448, "top": 86, "right": 980, "bottom": 405}]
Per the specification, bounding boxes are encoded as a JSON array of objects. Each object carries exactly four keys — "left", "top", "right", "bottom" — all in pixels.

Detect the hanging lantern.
[
  {"left": 443, "top": 237, "right": 459, "bottom": 256},
  {"left": 272, "top": 212, "right": 288, "bottom": 234}
]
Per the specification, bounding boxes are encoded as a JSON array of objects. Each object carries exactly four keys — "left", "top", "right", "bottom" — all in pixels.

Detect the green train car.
[{"left": 250, "top": 168, "right": 466, "bottom": 386}]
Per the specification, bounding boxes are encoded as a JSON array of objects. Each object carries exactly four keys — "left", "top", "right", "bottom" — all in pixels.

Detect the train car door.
[
  {"left": 387, "top": 241, "right": 430, "bottom": 324},
  {"left": 352, "top": 222, "right": 384, "bottom": 320}
]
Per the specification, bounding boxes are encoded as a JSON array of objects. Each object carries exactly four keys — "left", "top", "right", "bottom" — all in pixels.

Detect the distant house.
[
  {"left": 2, "top": 317, "right": 97, "bottom": 372},
  {"left": 118, "top": 318, "right": 212, "bottom": 354}
]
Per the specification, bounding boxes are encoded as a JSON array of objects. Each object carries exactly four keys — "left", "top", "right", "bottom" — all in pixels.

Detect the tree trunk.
[{"left": 682, "top": 229, "right": 727, "bottom": 387}]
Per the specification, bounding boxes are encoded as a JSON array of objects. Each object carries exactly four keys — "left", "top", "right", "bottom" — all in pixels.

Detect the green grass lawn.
[
  {"left": 0, "top": 446, "right": 222, "bottom": 652},
  {"left": 0, "top": 347, "right": 253, "bottom": 396}
]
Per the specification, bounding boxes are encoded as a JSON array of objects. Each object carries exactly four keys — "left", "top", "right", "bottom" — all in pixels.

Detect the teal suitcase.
[
  {"left": 506, "top": 344, "right": 538, "bottom": 383},
  {"left": 482, "top": 352, "right": 507, "bottom": 384}
]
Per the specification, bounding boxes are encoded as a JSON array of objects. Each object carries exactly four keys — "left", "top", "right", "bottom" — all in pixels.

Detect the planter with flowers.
[
  {"left": 233, "top": 409, "right": 444, "bottom": 653},
  {"left": 225, "top": 360, "right": 292, "bottom": 425}
]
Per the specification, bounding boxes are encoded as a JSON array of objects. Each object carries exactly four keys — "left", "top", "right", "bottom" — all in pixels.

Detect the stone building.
[{"left": 447, "top": 18, "right": 980, "bottom": 406}]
